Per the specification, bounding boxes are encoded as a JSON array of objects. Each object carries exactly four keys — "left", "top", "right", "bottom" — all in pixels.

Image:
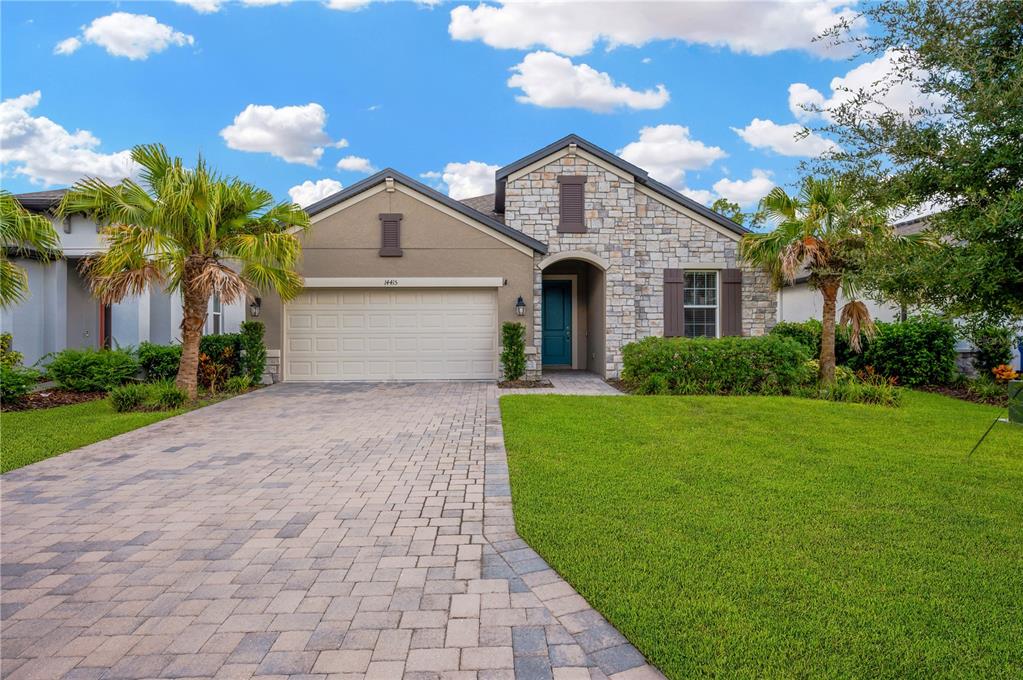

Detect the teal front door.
[{"left": 542, "top": 280, "right": 572, "bottom": 366}]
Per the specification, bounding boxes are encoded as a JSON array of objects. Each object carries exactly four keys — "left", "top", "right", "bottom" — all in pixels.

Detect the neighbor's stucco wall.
[
  {"left": 504, "top": 151, "right": 776, "bottom": 378},
  {"left": 253, "top": 188, "right": 535, "bottom": 365},
  {"left": 777, "top": 283, "right": 902, "bottom": 324}
]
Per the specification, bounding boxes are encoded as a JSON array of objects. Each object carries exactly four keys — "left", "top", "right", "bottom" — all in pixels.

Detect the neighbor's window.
[
  {"left": 684, "top": 271, "right": 717, "bottom": 338},
  {"left": 209, "top": 293, "right": 222, "bottom": 334}
]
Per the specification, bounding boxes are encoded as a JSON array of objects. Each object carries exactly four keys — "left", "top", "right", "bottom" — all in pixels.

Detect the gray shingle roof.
[
  {"left": 12, "top": 189, "right": 67, "bottom": 212},
  {"left": 457, "top": 194, "right": 503, "bottom": 223}
]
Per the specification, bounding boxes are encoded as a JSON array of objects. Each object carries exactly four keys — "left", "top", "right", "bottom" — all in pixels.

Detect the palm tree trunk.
[
  {"left": 176, "top": 277, "right": 208, "bottom": 401},
  {"left": 819, "top": 276, "right": 840, "bottom": 383}
]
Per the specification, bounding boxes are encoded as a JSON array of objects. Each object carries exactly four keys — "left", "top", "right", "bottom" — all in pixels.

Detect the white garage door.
[{"left": 284, "top": 288, "right": 498, "bottom": 381}]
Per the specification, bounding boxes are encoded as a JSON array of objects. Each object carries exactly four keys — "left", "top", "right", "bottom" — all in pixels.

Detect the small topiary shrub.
[
  {"left": 500, "top": 322, "right": 527, "bottom": 381},
  {"left": 138, "top": 342, "right": 181, "bottom": 381},
  {"left": 853, "top": 316, "right": 957, "bottom": 386},
  {"left": 47, "top": 348, "right": 139, "bottom": 392},
  {"left": 622, "top": 335, "right": 810, "bottom": 396},
  {"left": 199, "top": 333, "right": 242, "bottom": 379},
  {"left": 225, "top": 374, "right": 253, "bottom": 394},
  {"left": 1, "top": 332, "right": 24, "bottom": 369},
  {"left": 240, "top": 321, "right": 267, "bottom": 383},
  {"left": 108, "top": 382, "right": 149, "bottom": 412},
  {"left": 1, "top": 364, "right": 38, "bottom": 404}
]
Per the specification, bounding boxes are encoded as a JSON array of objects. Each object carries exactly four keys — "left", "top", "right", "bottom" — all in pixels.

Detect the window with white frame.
[
  {"left": 208, "top": 293, "right": 222, "bottom": 334},
  {"left": 684, "top": 271, "right": 718, "bottom": 338}
]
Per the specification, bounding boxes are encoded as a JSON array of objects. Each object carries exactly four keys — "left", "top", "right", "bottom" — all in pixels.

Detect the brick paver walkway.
[{"left": 1, "top": 383, "right": 662, "bottom": 680}]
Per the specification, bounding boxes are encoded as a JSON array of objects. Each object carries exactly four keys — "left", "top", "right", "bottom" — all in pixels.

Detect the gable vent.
[
  {"left": 558, "top": 175, "right": 586, "bottom": 233},
  {"left": 379, "top": 213, "right": 403, "bottom": 257}
]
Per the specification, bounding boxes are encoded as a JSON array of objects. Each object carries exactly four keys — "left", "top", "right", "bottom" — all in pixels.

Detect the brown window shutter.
[
  {"left": 721, "top": 268, "right": 743, "bottom": 336},
  {"left": 379, "top": 213, "right": 402, "bottom": 257},
  {"left": 663, "top": 269, "right": 684, "bottom": 337},
  {"left": 558, "top": 175, "right": 586, "bottom": 233}
]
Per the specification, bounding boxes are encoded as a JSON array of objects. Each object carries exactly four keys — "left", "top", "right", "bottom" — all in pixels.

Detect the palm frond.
[
  {"left": 1, "top": 190, "right": 63, "bottom": 259},
  {"left": 83, "top": 257, "right": 165, "bottom": 305},
  {"left": 0, "top": 257, "right": 30, "bottom": 307},
  {"left": 241, "top": 263, "right": 304, "bottom": 301},
  {"left": 191, "top": 260, "right": 248, "bottom": 305},
  {"left": 839, "top": 300, "right": 876, "bottom": 353}
]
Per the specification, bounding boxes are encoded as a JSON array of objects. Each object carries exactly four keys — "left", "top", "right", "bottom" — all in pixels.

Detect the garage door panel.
[{"left": 285, "top": 287, "right": 496, "bottom": 381}]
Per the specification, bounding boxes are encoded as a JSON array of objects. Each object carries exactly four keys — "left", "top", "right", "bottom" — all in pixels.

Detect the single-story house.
[
  {"left": 2, "top": 189, "right": 244, "bottom": 366},
  {"left": 252, "top": 134, "right": 777, "bottom": 382}
]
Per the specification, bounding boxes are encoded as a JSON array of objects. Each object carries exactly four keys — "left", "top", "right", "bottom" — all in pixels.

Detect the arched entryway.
[{"left": 538, "top": 253, "right": 608, "bottom": 376}]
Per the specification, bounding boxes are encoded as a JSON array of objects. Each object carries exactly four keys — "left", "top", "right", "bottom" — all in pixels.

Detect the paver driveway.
[{"left": 1, "top": 383, "right": 662, "bottom": 680}]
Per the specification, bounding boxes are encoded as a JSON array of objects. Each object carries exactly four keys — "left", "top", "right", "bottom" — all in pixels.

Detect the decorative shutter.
[
  {"left": 558, "top": 176, "right": 587, "bottom": 233},
  {"left": 379, "top": 213, "right": 403, "bottom": 257},
  {"left": 721, "top": 268, "right": 743, "bottom": 336},
  {"left": 663, "top": 269, "right": 684, "bottom": 337}
]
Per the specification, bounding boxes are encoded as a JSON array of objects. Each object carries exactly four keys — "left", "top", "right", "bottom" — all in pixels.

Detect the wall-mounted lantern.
[
  {"left": 249, "top": 297, "right": 262, "bottom": 318},
  {"left": 515, "top": 296, "right": 526, "bottom": 317}
]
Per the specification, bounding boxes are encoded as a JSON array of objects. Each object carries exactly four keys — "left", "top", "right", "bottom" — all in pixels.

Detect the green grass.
[
  {"left": 1, "top": 399, "right": 184, "bottom": 473},
  {"left": 501, "top": 391, "right": 1023, "bottom": 679}
]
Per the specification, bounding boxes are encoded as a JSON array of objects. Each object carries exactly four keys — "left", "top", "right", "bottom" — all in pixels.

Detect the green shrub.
[
  {"left": 152, "top": 381, "right": 187, "bottom": 409},
  {"left": 240, "top": 321, "right": 267, "bottom": 382},
  {"left": 966, "top": 324, "right": 1015, "bottom": 374},
  {"left": 225, "top": 375, "right": 253, "bottom": 394},
  {"left": 816, "top": 380, "right": 903, "bottom": 407},
  {"left": 803, "top": 359, "right": 856, "bottom": 384},
  {"left": 109, "top": 380, "right": 188, "bottom": 412},
  {"left": 108, "top": 382, "right": 149, "bottom": 412},
  {"left": 1, "top": 332, "right": 24, "bottom": 369},
  {"left": 769, "top": 319, "right": 858, "bottom": 365},
  {"left": 854, "top": 316, "right": 957, "bottom": 386},
  {"left": 138, "top": 342, "right": 181, "bottom": 381},
  {"left": 1, "top": 364, "right": 38, "bottom": 404},
  {"left": 47, "top": 348, "right": 139, "bottom": 392},
  {"left": 622, "top": 335, "right": 810, "bottom": 396},
  {"left": 965, "top": 375, "right": 1008, "bottom": 403},
  {"left": 500, "top": 322, "right": 527, "bottom": 381}
]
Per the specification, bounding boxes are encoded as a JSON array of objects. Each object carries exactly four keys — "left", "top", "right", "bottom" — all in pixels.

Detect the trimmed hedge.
[
  {"left": 853, "top": 316, "right": 958, "bottom": 386},
  {"left": 1, "top": 364, "right": 38, "bottom": 404},
  {"left": 622, "top": 335, "right": 810, "bottom": 395},
  {"left": 47, "top": 348, "right": 139, "bottom": 392},
  {"left": 500, "top": 322, "right": 527, "bottom": 381},
  {"left": 199, "top": 333, "right": 243, "bottom": 376},
  {"left": 240, "top": 321, "right": 267, "bottom": 382},
  {"left": 138, "top": 342, "right": 182, "bottom": 381},
  {"left": 769, "top": 319, "right": 857, "bottom": 365}
]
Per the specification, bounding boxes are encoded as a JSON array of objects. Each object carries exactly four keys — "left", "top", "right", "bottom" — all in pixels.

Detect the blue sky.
[{"left": 2, "top": 1, "right": 896, "bottom": 211}]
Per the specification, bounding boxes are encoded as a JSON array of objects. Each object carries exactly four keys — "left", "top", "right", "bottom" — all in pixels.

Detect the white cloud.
[
  {"left": 336, "top": 155, "right": 376, "bottom": 174},
  {"left": 617, "top": 124, "right": 726, "bottom": 187},
  {"left": 731, "top": 118, "right": 840, "bottom": 157},
  {"left": 0, "top": 91, "right": 137, "bottom": 186},
  {"left": 682, "top": 187, "right": 716, "bottom": 206},
  {"left": 174, "top": 0, "right": 225, "bottom": 12},
  {"left": 288, "top": 179, "right": 343, "bottom": 207},
  {"left": 507, "top": 51, "right": 669, "bottom": 112},
  {"left": 712, "top": 169, "right": 775, "bottom": 206},
  {"left": 790, "top": 49, "right": 945, "bottom": 122},
  {"left": 221, "top": 103, "right": 339, "bottom": 165},
  {"left": 450, "top": 1, "right": 862, "bottom": 58},
  {"left": 53, "top": 37, "right": 81, "bottom": 56},
  {"left": 422, "top": 161, "right": 499, "bottom": 200},
  {"left": 59, "top": 12, "right": 194, "bottom": 60}
]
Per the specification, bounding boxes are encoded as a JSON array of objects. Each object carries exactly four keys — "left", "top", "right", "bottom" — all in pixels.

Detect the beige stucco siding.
[{"left": 253, "top": 189, "right": 534, "bottom": 355}]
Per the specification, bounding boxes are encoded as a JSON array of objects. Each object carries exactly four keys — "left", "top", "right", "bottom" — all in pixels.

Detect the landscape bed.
[{"left": 500, "top": 391, "right": 1023, "bottom": 679}]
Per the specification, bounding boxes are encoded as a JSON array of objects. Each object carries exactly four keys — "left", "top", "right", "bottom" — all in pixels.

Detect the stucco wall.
[
  {"left": 253, "top": 187, "right": 535, "bottom": 360},
  {"left": 777, "top": 283, "right": 902, "bottom": 324},
  {"left": 505, "top": 151, "right": 776, "bottom": 378}
]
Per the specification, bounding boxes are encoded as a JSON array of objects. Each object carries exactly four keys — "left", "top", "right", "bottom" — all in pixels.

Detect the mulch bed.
[
  {"left": 2, "top": 389, "right": 106, "bottom": 412},
  {"left": 498, "top": 378, "right": 554, "bottom": 389},
  {"left": 916, "top": 385, "right": 1007, "bottom": 407}
]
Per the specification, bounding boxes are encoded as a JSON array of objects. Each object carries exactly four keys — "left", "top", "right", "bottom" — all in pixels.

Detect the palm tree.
[
  {"left": 740, "top": 177, "right": 920, "bottom": 383},
  {"left": 59, "top": 144, "right": 310, "bottom": 399},
  {"left": 1, "top": 190, "right": 63, "bottom": 307}
]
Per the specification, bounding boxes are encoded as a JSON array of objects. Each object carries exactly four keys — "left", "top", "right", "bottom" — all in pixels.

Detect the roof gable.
[
  {"left": 304, "top": 168, "right": 546, "bottom": 254},
  {"left": 494, "top": 133, "right": 748, "bottom": 236}
]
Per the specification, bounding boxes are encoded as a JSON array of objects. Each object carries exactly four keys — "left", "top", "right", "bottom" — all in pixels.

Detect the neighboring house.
[
  {"left": 1, "top": 189, "right": 244, "bottom": 366},
  {"left": 254, "top": 134, "right": 776, "bottom": 382},
  {"left": 777, "top": 216, "right": 1022, "bottom": 371}
]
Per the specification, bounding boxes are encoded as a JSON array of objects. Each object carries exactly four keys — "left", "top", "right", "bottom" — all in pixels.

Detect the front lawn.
[
  {"left": 1, "top": 399, "right": 184, "bottom": 473},
  {"left": 501, "top": 391, "right": 1023, "bottom": 679}
]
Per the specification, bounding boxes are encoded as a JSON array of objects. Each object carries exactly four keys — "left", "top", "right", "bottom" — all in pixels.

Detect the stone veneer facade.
[{"left": 504, "top": 152, "right": 776, "bottom": 379}]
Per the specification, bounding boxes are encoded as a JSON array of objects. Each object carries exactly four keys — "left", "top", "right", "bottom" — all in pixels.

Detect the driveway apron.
[{"left": 1, "top": 383, "right": 662, "bottom": 680}]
